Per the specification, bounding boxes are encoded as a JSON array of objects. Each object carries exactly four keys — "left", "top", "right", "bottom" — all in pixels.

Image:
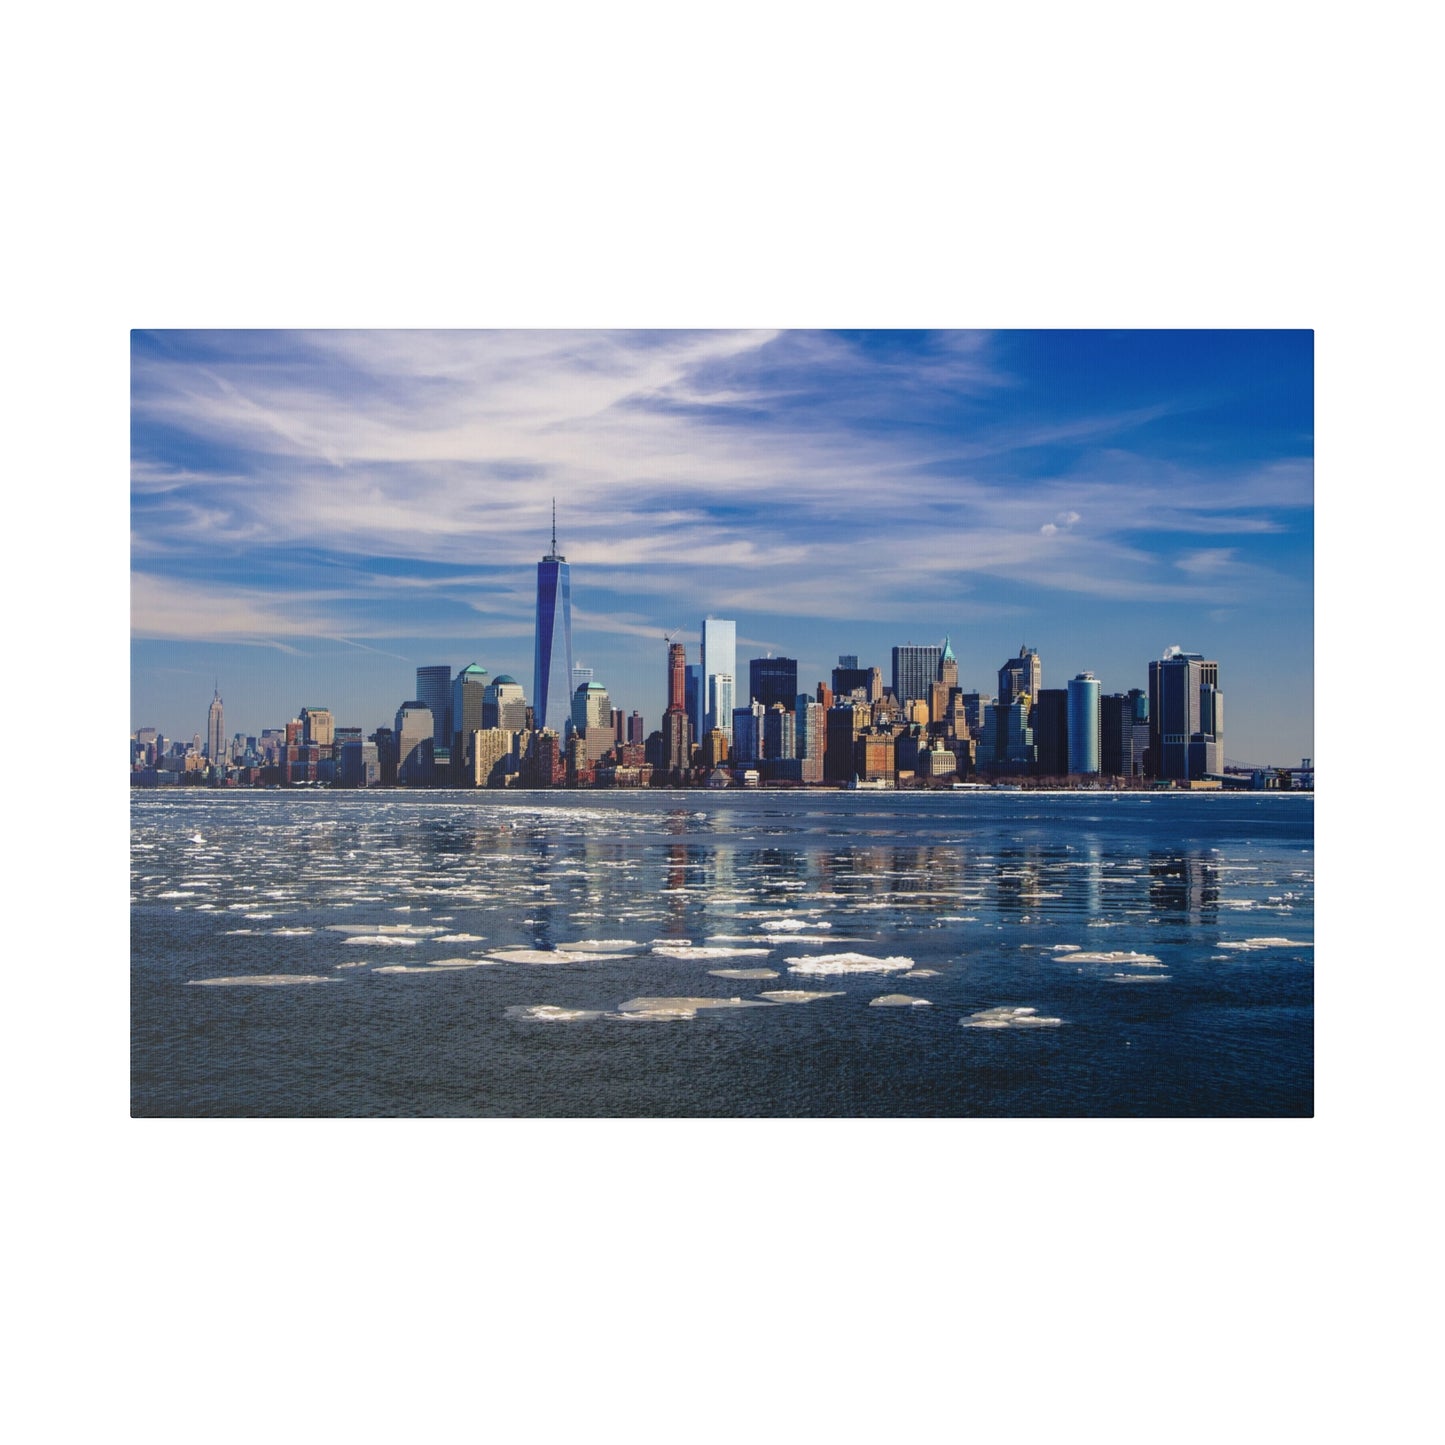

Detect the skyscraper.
[
  {"left": 206, "top": 683, "right": 224, "bottom": 764},
  {"left": 1148, "top": 648, "right": 1224, "bottom": 781},
  {"left": 533, "top": 503, "right": 574, "bottom": 734},
  {"left": 701, "top": 618, "right": 736, "bottom": 739},
  {"left": 749, "top": 655, "right": 798, "bottom": 709},
  {"left": 416, "top": 666, "right": 452, "bottom": 749},
  {"left": 663, "top": 641, "right": 692, "bottom": 773},
  {"left": 1067, "top": 673, "right": 1101, "bottom": 775},
  {"left": 892, "top": 644, "right": 942, "bottom": 706},
  {"left": 998, "top": 646, "right": 1042, "bottom": 710}
]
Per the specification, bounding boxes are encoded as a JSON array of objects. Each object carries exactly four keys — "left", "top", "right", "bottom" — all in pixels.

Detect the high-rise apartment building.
[
  {"left": 749, "top": 655, "right": 798, "bottom": 709},
  {"left": 1148, "top": 648, "right": 1223, "bottom": 780},
  {"left": 533, "top": 506, "right": 574, "bottom": 734},
  {"left": 300, "top": 706, "right": 334, "bottom": 748},
  {"left": 701, "top": 618, "right": 737, "bottom": 738},
  {"left": 892, "top": 644, "right": 942, "bottom": 706},
  {"left": 1067, "top": 673, "right": 1101, "bottom": 775}
]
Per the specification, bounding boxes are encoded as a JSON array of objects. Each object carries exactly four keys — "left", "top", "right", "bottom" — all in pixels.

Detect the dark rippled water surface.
[{"left": 131, "top": 789, "right": 1313, "bottom": 1116}]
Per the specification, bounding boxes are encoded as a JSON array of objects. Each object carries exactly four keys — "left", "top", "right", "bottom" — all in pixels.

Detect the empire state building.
[{"left": 532, "top": 504, "right": 574, "bottom": 733}]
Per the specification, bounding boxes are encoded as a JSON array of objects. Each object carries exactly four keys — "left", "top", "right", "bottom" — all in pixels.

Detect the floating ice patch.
[
  {"left": 759, "top": 919, "right": 832, "bottom": 932},
  {"left": 651, "top": 945, "right": 774, "bottom": 960},
  {"left": 786, "top": 953, "right": 914, "bottom": 976},
  {"left": 432, "top": 933, "right": 487, "bottom": 944},
  {"left": 189, "top": 975, "right": 337, "bottom": 987},
  {"left": 486, "top": 948, "right": 632, "bottom": 965},
  {"left": 334, "top": 961, "right": 370, "bottom": 969},
  {"left": 757, "top": 990, "right": 844, "bottom": 1004},
  {"left": 614, "top": 996, "right": 774, "bottom": 1020},
  {"left": 270, "top": 928, "right": 314, "bottom": 937},
  {"left": 1110, "top": 973, "right": 1171, "bottom": 983},
  {"left": 901, "top": 969, "right": 939, "bottom": 979},
  {"left": 707, "top": 968, "right": 780, "bottom": 980},
  {"left": 374, "top": 961, "right": 495, "bottom": 973},
  {"left": 342, "top": 935, "right": 420, "bottom": 947},
  {"left": 870, "top": 994, "right": 932, "bottom": 1007},
  {"left": 1066, "top": 951, "right": 1163, "bottom": 965},
  {"left": 938, "top": 916, "right": 979, "bottom": 923},
  {"left": 1051, "top": 945, "right": 1082, "bottom": 953},
  {"left": 962, "top": 1006, "right": 1063, "bottom": 1029},
  {"left": 157, "top": 891, "right": 197, "bottom": 899},
  {"left": 505, "top": 1004, "right": 604, "bottom": 1023},
  {"left": 556, "top": 939, "right": 640, "bottom": 952},
  {"left": 1216, "top": 937, "right": 1313, "bottom": 951}
]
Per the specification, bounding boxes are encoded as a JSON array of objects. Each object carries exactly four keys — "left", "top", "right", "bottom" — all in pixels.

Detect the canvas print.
[{"left": 130, "top": 329, "right": 1314, "bottom": 1116}]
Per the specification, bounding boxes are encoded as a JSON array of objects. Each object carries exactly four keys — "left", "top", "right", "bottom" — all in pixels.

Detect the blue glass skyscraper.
[{"left": 533, "top": 504, "right": 574, "bottom": 734}]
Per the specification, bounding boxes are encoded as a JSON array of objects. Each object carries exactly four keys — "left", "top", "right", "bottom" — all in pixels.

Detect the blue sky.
[{"left": 131, "top": 329, "right": 1313, "bottom": 764}]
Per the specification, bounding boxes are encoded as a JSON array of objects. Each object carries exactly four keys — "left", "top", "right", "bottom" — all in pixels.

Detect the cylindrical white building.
[{"left": 1067, "top": 672, "right": 1101, "bottom": 775}]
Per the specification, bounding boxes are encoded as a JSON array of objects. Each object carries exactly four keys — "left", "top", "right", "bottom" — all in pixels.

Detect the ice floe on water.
[
  {"left": 651, "top": 944, "right": 773, "bottom": 960},
  {"left": 1064, "top": 951, "right": 1163, "bottom": 965},
  {"left": 556, "top": 939, "right": 640, "bottom": 951},
  {"left": 901, "top": 969, "right": 939, "bottom": 979},
  {"left": 962, "top": 1006, "right": 1063, "bottom": 1029},
  {"left": 374, "top": 960, "right": 496, "bottom": 973},
  {"left": 759, "top": 919, "right": 832, "bottom": 932},
  {"left": 785, "top": 952, "right": 914, "bottom": 976},
  {"left": 271, "top": 928, "right": 314, "bottom": 937},
  {"left": 486, "top": 948, "right": 632, "bottom": 964},
  {"left": 342, "top": 935, "right": 421, "bottom": 947},
  {"left": 757, "top": 989, "right": 844, "bottom": 1004},
  {"left": 325, "top": 923, "right": 444, "bottom": 935},
  {"left": 614, "top": 995, "right": 774, "bottom": 1020},
  {"left": 1051, "top": 944, "right": 1081, "bottom": 953},
  {"left": 1110, "top": 973, "right": 1171, "bottom": 983},
  {"left": 505, "top": 1004, "right": 604, "bottom": 1023},
  {"left": 870, "top": 994, "right": 931, "bottom": 1007},
  {"left": 1216, "top": 937, "right": 1313, "bottom": 951},
  {"left": 432, "top": 933, "right": 487, "bottom": 943},
  {"left": 707, "top": 968, "right": 780, "bottom": 979},
  {"left": 189, "top": 975, "right": 338, "bottom": 987}
]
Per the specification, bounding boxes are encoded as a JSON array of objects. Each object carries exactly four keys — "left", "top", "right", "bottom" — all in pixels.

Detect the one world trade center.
[{"left": 533, "top": 503, "right": 574, "bottom": 733}]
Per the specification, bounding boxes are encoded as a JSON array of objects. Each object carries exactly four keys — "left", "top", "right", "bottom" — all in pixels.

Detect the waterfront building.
[
  {"left": 731, "top": 700, "right": 766, "bottom": 764},
  {"left": 339, "top": 739, "right": 380, "bottom": 787},
  {"left": 892, "top": 644, "right": 942, "bottom": 706},
  {"left": 856, "top": 729, "right": 896, "bottom": 783},
  {"left": 450, "top": 664, "right": 488, "bottom": 753},
  {"left": 825, "top": 701, "right": 868, "bottom": 780},
  {"left": 395, "top": 702, "right": 435, "bottom": 786},
  {"left": 795, "top": 696, "right": 825, "bottom": 784},
  {"left": 533, "top": 505, "right": 574, "bottom": 733},
  {"left": 484, "top": 674, "right": 527, "bottom": 731},
  {"left": 685, "top": 664, "right": 702, "bottom": 741},
  {"left": 300, "top": 706, "right": 334, "bottom": 750},
  {"left": 1067, "top": 673, "right": 1101, "bottom": 775},
  {"left": 749, "top": 655, "right": 798, "bottom": 710},
  {"left": 998, "top": 646, "right": 1042, "bottom": 711},
  {"left": 1101, "top": 691, "right": 1148, "bottom": 778},
  {"left": 206, "top": 685, "right": 224, "bottom": 764},
  {"left": 1033, "top": 689, "right": 1069, "bottom": 776},
  {"left": 962, "top": 693, "right": 991, "bottom": 736},
  {"left": 468, "top": 727, "right": 517, "bottom": 787},
  {"left": 701, "top": 728, "right": 730, "bottom": 770},
  {"left": 1149, "top": 648, "right": 1224, "bottom": 780},
  {"left": 701, "top": 618, "right": 737, "bottom": 738},
  {"left": 572, "top": 681, "right": 614, "bottom": 764},
  {"left": 416, "top": 666, "right": 452, "bottom": 749},
  {"left": 763, "top": 702, "right": 796, "bottom": 763},
  {"left": 663, "top": 641, "right": 693, "bottom": 774},
  {"left": 984, "top": 696, "right": 1036, "bottom": 772}
]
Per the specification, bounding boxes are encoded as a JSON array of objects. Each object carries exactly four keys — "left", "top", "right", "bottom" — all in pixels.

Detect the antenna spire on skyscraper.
[{"left": 552, "top": 497, "right": 557, "bottom": 554}]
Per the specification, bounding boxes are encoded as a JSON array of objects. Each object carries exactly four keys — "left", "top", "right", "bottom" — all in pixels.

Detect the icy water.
[{"left": 131, "top": 790, "right": 1313, "bottom": 1117}]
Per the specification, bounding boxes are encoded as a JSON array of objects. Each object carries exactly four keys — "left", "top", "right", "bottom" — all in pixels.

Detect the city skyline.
[{"left": 131, "top": 330, "right": 1313, "bottom": 763}]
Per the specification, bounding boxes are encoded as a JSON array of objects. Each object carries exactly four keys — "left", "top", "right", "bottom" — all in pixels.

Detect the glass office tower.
[{"left": 533, "top": 508, "right": 574, "bottom": 734}]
